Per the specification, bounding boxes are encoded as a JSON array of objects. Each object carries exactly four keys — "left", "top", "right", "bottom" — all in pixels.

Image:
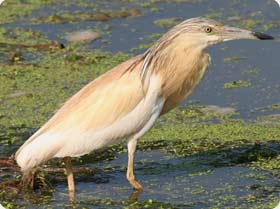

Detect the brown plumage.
[{"left": 15, "top": 17, "right": 273, "bottom": 200}]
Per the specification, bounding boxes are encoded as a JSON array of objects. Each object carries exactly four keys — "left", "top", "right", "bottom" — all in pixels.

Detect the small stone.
[
  {"left": 200, "top": 105, "right": 236, "bottom": 115},
  {"left": 66, "top": 30, "right": 101, "bottom": 42}
]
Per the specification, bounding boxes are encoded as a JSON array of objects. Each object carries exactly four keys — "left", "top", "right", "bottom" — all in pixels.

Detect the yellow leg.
[
  {"left": 64, "top": 157, "right": 75, "bottom": 202},
  {"left": 127, "top": 138, "right": 143, "bottom": 190}
]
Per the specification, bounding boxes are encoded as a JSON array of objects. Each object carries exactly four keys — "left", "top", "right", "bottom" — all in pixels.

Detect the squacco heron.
[{"left": 15, "top": 17, "right": 273, "bottom": 197}]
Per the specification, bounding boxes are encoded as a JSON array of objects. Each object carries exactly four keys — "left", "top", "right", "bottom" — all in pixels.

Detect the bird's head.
[
  {"left": 139, "top": 17, "right": 273, "bottom": 82},
  {"left": 170, "top": 17, "right": 274, "bottom": 49}
]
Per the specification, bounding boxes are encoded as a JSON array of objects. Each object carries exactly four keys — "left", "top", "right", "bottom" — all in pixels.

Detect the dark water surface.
[{"left": 13, "top": 150, "right": 280, "bottom": 208}]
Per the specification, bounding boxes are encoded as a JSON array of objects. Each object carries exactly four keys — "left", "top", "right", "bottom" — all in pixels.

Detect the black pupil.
[{"left": 206, "top": 27, "right": 211, "bottom": 32}]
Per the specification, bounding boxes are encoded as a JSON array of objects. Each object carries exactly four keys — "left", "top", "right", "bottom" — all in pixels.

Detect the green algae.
[
  {"left": 223, "top": 56, "right": 243, "bottom": 63},
  {"left": 0, "top": 27, "right": 48, "bottom": 45},
  {"left": 242, "top": 68, "right": 260, "bottom": 75},
  {"left": 132, "top": 0, "right": 195, "bottom": 8},
  {"left": 204, "top": 12, "right": 223, "bottom": 19},
  {"left": 0, "top": 49, "right": 130, "bottom": 149},
  {"left": 31, "top": 8, "right": 142, "bottom": 24},
  {"left": 154, "top": 17, "right": 182, "bottom": 28},
  {"left": 0, "top": 0, "right": 57, "bottom": 24},
  {"left": 224, "top": 80, "right": 251, "bottom": 89},
  {"left": 140, "top": 107, "right": 280, "bottom": 157},
  {"left": 0, "top": 27, "right": 62, "bottom": 64},
  {"left": 130, "top": 43, "right": 153, "bottom": 52}
]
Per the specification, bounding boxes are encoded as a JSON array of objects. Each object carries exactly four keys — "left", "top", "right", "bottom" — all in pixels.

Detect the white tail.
[{"left": 15, "top": 133, "right": 62, "bottom": 172}]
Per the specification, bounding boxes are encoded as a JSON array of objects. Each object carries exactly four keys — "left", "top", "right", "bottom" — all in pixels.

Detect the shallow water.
[
  {"left": 12, "top": 150, "right": 280, "bottom": 208},
  {"left": 0, "top": 0, "right": 280, "bottom": 208}
]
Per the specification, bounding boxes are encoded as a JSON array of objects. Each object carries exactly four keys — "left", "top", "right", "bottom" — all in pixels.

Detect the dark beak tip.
[{"left": 253, "top": 32, "right": 274, "bottom": 40}]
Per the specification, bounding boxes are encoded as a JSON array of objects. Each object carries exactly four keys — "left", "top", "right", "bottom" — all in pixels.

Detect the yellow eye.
[{"left": 204, "top": 27, "right": 212, "bottom": 33}]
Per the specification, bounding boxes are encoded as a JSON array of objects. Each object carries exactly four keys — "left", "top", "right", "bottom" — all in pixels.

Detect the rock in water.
[{"left": 66, "top": 30, "right": 101, "bottom": 42}]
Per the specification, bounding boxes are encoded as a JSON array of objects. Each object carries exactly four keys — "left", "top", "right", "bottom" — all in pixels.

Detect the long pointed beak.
[
  {"left": 252, "top": 32, "right": 274, "bottom": 40},
  {"left": 221, "top": 26, "right": 274, "bottom": 41}
]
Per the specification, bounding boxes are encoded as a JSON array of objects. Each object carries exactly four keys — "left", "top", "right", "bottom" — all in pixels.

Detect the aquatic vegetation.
[
  {"left": 31, "top": 9, "right": 142, "bottom": 24},
  {"left": 0, "top": 28, "right": 48, "bottom": 45},
  {"left": 223, "top": 56, "right": 243, "bottom": 63},
  {"left": 154, "top": 17, "right": 182, "bottom": 28},
  {"left": 0, "top": 0, "right": 57, "bottom": 24},
  {"left": 223, "top": 80, "right": 251, "bottom": 89},
  {"left": 0, "top": 49, "right": 130, "bottom": 152}
]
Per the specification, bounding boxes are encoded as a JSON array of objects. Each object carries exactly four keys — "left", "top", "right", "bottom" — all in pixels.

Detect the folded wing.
[{"left": 16, "top": 57, "right": 148, "bottom": 171}]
